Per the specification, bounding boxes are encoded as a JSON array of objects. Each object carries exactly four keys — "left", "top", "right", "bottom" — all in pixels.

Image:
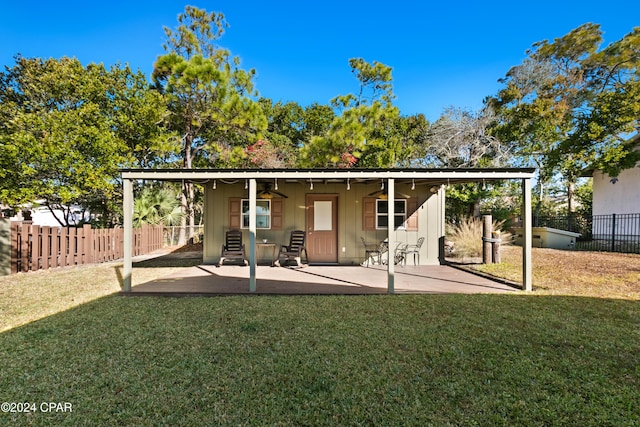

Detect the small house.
[{"left": 120, "top": 168, "right": 536, "bottom": 292}]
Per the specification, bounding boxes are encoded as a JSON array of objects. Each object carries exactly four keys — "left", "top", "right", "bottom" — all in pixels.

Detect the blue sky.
[{"left": 1, "top": 0, "right": 637, "bottom": 121}]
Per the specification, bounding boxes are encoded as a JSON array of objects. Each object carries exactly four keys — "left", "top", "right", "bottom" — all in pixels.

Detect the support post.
[
  {"left": 492, "top": 231, "right": 501, "bottom": 264},
  {"left": 522, "top": 178, "right": 532, "bottom": 291},
  {"left": 249, "top": 178, "right": 257, "bottom": 292},
  {"left": 482, "top": 214, "right": 492, "bottom": 264},
  {"left": 123, "top": 179, "right": 133, "bottom": 292},
  {"left": 387, "top": 178, "right": 395, "bottom": 294}
]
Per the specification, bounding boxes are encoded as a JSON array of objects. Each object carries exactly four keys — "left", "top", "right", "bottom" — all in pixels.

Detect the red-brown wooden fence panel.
[{"left": 9, "top": 223, "right": 164, "bottom": 274}]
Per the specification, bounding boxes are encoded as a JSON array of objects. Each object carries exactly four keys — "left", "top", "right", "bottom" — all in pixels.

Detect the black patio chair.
[
  {"left": 278, "top": 230, "right": 308, "bottom": 267},
  {"left": 218, "top": 229, "right": 248, "bottom": 266}
]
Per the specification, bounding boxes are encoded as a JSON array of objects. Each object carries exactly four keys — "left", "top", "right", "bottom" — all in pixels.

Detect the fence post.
[
  {"left": 611, "top": 213, "right": 616, "bottom": 252},
  {"left": 83, "top": 224, "right": 93, "bottom": 265},
  {"left": 482, "top": 214, "right": 492, "bottom": 264},
  {"left": 10, "top": 222, "right": 19, "bottom": 273},
  {"left": 492, "top": 230, "right": 501, "bottom": 264},
  {"left": 32, "top": 225, "right": 41, "bottom": 271},
  {"left": 0, "top": 219, "right": 10, "bottom": 276}
]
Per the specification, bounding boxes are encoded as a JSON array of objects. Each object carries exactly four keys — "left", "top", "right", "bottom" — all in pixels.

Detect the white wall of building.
[{"left": 592, "top": 167, "right": 640, "bottom": 216}]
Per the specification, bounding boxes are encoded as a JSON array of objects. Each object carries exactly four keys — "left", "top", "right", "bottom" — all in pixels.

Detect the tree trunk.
[
  {"left": 567, "top": 181, "right": 575, "bottom": 213},
  {"left": 180, "top": 127, "right": 197, "bottom": 243},
  {"left": 178, "top": 186, "right": 187, "bottom": 245}
]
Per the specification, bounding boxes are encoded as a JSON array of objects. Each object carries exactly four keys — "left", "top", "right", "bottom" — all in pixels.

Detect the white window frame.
[
  {"left": 376, "top": 199, "right": 407, "bottom": 230},
  {"left": 241, "top": 199, "right": 271, "bottom": 229}
]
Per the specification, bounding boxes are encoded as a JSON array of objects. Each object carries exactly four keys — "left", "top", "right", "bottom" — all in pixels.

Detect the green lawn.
[
  {"left": 1, "top": 248, "right": 640, "bottom": 425},
  {"left": 1, "top": 294, "right": 639, "bottom": 426}
]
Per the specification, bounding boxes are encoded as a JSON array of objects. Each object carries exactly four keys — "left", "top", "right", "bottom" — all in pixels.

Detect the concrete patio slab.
[{"left": 129, "top": 263, "right": 519, "bottom": 296}]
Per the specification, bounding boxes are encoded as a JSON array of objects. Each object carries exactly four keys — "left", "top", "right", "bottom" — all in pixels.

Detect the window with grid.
[
  {"left": 376, "top": 199, "right": 407, "bottom": 229},
  {"left": 241, "top": 199, "right": 271, "bottom": 229}
]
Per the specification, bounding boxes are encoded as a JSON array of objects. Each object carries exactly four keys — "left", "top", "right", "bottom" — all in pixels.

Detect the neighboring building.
[
  {"left": 591, "top": 134, "right": 640, "bottom": 216},
  {"left": 7, "top": 201, "right": 90, "bottom": 227},
  {"left": 587, "top": 135, "right": 640, "bottom": 243}
]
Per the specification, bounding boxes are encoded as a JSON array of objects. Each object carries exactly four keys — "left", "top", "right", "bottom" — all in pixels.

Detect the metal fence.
[{"left": 534, "top": 213, "right": 640, "bottom": 253}]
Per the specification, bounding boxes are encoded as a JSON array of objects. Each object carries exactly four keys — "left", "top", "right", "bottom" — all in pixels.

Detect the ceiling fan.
[
  {"left": 258, "top": 181, "right": 288, "bottom": 199},
  {"left": 367, "top": 182, "right": 410, "bottom": 199}
]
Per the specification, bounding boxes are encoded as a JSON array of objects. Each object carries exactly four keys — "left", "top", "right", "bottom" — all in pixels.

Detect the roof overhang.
[{"left": 121, "top": 168, "right": 536, "bottom": 185}]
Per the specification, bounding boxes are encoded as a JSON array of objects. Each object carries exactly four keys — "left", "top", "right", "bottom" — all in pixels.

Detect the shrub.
[{"left": 447, "top": 217, "right": 512, "bottom": 259}]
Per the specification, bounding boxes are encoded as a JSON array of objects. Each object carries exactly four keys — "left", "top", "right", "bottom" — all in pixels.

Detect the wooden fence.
[{"left": 9, "top": 223, "right": 163, "bottom": 274}]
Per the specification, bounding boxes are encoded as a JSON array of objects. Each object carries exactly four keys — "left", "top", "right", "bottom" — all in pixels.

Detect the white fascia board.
[{"left": 121, "top": 169, "right": 536, "bottom": 181}]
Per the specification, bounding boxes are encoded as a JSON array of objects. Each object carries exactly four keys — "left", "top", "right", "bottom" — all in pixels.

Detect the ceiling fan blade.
[
  {"left": 367, "top": 189, "right": 411, "bottom": 198},
  {"left": 258, "top": 182, "right": 288, "bottom": 198}
]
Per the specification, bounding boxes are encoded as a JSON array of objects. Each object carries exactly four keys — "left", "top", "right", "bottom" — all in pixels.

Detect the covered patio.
[
  {"left": 129, "top": 263, "right": 519, "bottom": 295},
  {"left": 121, "top": 168, "right": 536, "bottom": 294}
]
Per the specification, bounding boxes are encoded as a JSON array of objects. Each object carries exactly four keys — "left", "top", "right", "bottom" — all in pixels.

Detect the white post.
[
  {"left": 249, "top": 178, "right": 257, "bottom": 292},
  {"left": 522, "top": 178, "right": 533, "bottom": 291},
  {"left": 123, "top": 179, "right": 133, "bottom": 292},
  {"left": 387, "top": 178, "right": 395, "bottom": 294}
]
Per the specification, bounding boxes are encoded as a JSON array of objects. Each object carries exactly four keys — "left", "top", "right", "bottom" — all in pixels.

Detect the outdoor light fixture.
[
  {"left": 347, "top": 178, "right": 350, "bottom": 190},
  {"left": 310, "top": 180, "right": 314, "bottom": 190},
  {"left": 274, "top": 178, "right": 278, "bottom": 190},
  {"left": 411, "top": 179, "right": 415, "bottom": 190},
  {"left": 381, "top": 180, "right": 384, "bottom": 190},
  {"left": 245, "top": 180, "right": 248, "bottom": 189},
  {"left": 212, "top": 179, "right": 216, "bottom": 190}
]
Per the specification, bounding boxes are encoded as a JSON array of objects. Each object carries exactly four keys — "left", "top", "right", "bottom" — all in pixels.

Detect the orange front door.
[{"left": 306, "top": 194, "right": 338, "bottom": 263}]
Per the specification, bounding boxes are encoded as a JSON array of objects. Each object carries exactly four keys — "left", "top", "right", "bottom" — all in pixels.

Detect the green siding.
[{"left": 204, "top": 181, "right": 444, "bottom": 266}]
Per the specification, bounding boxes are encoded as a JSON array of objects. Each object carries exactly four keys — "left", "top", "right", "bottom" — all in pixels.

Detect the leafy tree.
[
  {"left": 110, "top": 65, "right": 177, "bottom": 169},
  {"left": 0, "top": 56, "right": 167, "bottom": 227},
  {"left": 300, "top": 102, "right": 335, "bottom": 144},
  {"left": 153, "top": 6, "right": 267, "bottom": 242},
  {"left": 299, "top": 58, "right": 406, "bottom": 168},
  {"left": 259, "top": 98, "right": 304, "bottom": 147},
  {"left": 490, "top": 23, "right": 640, "bottom": 211}
]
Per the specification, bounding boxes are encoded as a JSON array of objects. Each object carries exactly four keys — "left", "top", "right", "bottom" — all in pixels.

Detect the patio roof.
[
  {"left": 121, "top": 167, "right": 536, "bottom": 184},
  {"left": 120, "top": 168, "right": 535, "bottom": 294}
]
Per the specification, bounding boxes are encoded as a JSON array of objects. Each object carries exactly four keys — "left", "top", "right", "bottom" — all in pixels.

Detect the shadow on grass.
[
  {"left": 134, "top": 249, "right": 204, "bottom": 268},
  {"left": 113, "top": 249, "right": 204, "bottom": 290},
  {"left": 1, "top": 293, "right": 639, "bottom": 426}
]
